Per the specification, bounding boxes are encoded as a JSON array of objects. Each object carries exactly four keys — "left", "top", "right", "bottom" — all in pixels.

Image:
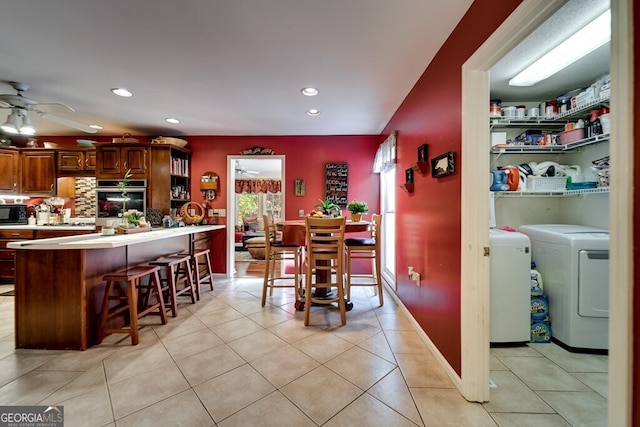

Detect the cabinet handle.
[
  {"left": 50, "top": 184, "right": 54, "bottom": 192},
  {"left": 124, "top": 162, "right": 128, "bottom": 170},
  {"left": 115, "top": 161, "right": 119, "bottom": 170},
  {"left": 10, "top": 233, "right": 20, "bottom": 237},
  {"left": 85, "top": 158, "right": 89, "bottom": 168},
  {"left": 77, "top": 158, "right": 82, "bottom": 167}
]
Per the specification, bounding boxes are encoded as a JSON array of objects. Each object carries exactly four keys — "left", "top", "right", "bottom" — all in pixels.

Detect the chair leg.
[
  {"left": 304, "top": 261, "right": 312, "bottom": 326},
  {"left": 374, "top": 252, "right": 383, "bottom": 306},
  {"left": 128, "top": 279, "right": 140, "bottom": 345},
  {"left": 261, "top": 253, "right": 271, "bottom": 306},
  {"left": 345, "top": 248, "right": 352, "bottom": 300},
  {"left": 96, "top": 281, "right": 114, "bottom": 345}
]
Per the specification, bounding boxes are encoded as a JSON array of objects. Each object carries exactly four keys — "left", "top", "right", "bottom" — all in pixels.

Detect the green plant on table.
[
  {"left": 346, "top": 200, "right": 369, "bottom": 214},
  {"left": 117, "top": 169, "right": 132, "bottom": 223},
  {"left": 315, "top": 199, "right": 341, "bottom": 216}
]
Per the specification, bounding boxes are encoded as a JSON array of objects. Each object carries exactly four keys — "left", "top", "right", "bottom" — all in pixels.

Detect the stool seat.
[
  {"left": 97, "top": 265, "right": 167, "bottom": 346},
  {"left": 149, "top": 254, "right": 196, "bottom": 317}
]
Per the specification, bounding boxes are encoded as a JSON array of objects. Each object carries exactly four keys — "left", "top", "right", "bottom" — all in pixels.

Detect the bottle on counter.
[{"left": 28, "top": 214, "right": 36, "bottom": 225}]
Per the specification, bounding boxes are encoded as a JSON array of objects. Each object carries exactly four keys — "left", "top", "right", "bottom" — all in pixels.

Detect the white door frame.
[
  {"left": 460, "top": 2, "right": 632, "bottom": 425},
  {"left": 226, "top": 155, "right": 285, "bottom": 277}
]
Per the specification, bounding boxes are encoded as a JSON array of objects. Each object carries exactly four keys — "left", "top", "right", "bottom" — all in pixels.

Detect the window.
[{"left": 380, "top": 165, "right": 396, "bottom": 286}]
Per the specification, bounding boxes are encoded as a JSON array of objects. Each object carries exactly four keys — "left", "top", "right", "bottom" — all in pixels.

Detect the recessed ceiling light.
[
  {"left": 165, "top": 118, "right": 180, "bottom": 124},
  {"left": 306, "top": 109, "right": 320, "bottom": 116},
  {"left": 111, "top": 88, "right": 133, "bottom": 97},
  {"left": 301, "top": 87, "right": 319, "bottom": 96},
  {"left": 89, "top": 124, "right": 103, "bottom": 130}
]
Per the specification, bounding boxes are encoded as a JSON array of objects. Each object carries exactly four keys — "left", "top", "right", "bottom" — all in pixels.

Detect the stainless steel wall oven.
[{"left": 95, "top": 179, "right": 146, "bottom": 227}]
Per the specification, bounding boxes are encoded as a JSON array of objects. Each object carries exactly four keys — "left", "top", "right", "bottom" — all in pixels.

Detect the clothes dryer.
[
  {"left": 517, "top": 224, "right": 609, "bottom": 351},
  {"left": 489, "top": 229, "right": 531, "bottom": 343}
]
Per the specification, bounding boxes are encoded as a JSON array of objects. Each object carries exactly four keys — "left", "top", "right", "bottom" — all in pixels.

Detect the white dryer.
[
  {"left": 517, "top": 224, "right": 609, "bottom": 351},
  {"left": 489, "top": 229, "right": 531, "bottom": 343}
]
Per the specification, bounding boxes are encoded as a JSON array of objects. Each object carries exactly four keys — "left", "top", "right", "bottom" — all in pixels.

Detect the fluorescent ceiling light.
[
  {"left": 509, "top": 9, "right": 610, "bottom": 87},
  {"left": 165, "top": 118, "right": 180, "bottom": 124},
  {"left": 301, "top": 87, "right": 319, "bottom": 96},
  {"left": 306, "top": 109, "right": 320, "bottom": 116},
  {"left": 111, "top": 88, "right": 133, "bottom": 97}
]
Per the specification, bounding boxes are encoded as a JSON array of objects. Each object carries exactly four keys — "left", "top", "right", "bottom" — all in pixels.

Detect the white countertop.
[
  {"left": 7, "top": 224, "right": 224, "bottom": 250},
  {"left": 0, "top": 225, "right": 96, "bottom": 231}
]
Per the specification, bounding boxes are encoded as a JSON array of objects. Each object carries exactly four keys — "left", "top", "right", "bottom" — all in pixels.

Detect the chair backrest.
[
  {"left": 305, "top": 216, "right": 346, "bottom": 263},
  {"left": 263, "top": 214, "right": 276, "bottom": 251},
  {"left": 370, "top": 214, "right": 382, "bottom": 248}
]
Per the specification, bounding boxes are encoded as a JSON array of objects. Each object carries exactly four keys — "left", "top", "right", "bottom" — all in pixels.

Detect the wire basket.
[
  {"left": 180, "top": 202, "right": 204, "bottom": 225},
  {"left": 527, "top": 176, "right": 567, "bottom": 191}
]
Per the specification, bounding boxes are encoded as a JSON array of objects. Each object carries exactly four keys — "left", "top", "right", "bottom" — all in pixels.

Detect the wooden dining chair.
[
  {"left": 261, "top": 215, "right": 304, "bottom": 306},
  {"left": 304, "top": 216, "right": 347, "bottom": 326},
  {"left": 344, "top": 213, "right": 383, "bottom": 306}
]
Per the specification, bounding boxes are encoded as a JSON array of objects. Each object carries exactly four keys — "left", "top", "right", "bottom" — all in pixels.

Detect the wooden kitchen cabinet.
[
  {"left": 148, "top": 145, "right": 191, "bottom": 215},
  {"left": 0, "top": 229, "right": 34, "bottom": 283},
  {"left": 0, "top": 148, "right": 20, "bottom": 194},
  {"left": 57, "top": 148, "right": 96, "bottom": 176},
  {"left": 20, "top": 150, "right": 57, "bottom": 196},
  {"left": 96, "top": 144, "right": 149, "bottom": 179}
]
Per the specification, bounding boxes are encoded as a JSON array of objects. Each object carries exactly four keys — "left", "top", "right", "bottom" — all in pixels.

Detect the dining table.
[{"left": 276, "top": 218, "right": 370, "bottom": 311}]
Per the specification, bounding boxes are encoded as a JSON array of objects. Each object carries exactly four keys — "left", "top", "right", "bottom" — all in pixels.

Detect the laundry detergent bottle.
[{"left": 530, "top": 261, "right": 544, "bottom": 296}]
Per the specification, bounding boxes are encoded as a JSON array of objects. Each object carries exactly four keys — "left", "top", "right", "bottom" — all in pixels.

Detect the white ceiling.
[{"left": 0, "top": 0, "right": 475, "bottom": 138}]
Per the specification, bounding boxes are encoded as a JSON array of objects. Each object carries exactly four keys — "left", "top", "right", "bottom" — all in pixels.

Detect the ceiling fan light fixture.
[
  {"left": 89, "top": 124, "right": 103, "bottom": 130},
  {"left": 165, "top": 117, "right": 180, "bottom": 124},
  {"left": 111, "top": 87, "right": 133, "bottom": 97},
  {"left": 1, "top": 111, "right": 20, "bottom": 134},
  {"left": 306, "top": 109, "right": 320, "bottom": 116},
  {"left": 19, "top": 111, "right": 35, "bottom": 135},
  {"left": 301, "top": 87, "right": 319, "bottom": 96}
]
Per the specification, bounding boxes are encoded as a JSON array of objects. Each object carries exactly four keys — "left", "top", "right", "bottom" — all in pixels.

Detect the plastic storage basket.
[{"left": 527, "top": 176, "right": 567, "bottom": 191}]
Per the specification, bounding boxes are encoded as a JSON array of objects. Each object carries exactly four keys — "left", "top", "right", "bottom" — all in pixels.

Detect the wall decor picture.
[
  {"left": 405, "top": 167, "right": 414, "bottom": 184},
  {"left": 294, "top": 179, "right": 305, "bottom": 196},
  {"left": 325, "top": 163, "right": 348, "bottom": 207},
  {"left": 431, "top": 151, "right": 455, "bottom": 178},
  {"left": 418, "top": 144, "right": 428, "bottom": 162}
]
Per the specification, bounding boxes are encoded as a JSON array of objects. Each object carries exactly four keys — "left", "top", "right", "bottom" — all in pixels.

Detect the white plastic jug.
[{"left": 564, "top": 165, "right": 583, "bottom": 183}]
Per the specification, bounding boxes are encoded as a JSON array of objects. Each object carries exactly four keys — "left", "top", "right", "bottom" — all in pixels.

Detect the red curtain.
[{"left": 235, "top": 179, "right": 281, "bottom": 194}]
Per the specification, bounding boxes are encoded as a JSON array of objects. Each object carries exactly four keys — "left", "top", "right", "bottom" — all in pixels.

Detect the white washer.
[
  {"left": 517, "top": 224, "right": 609, "bottom": 351},
  {"left": 489, "top": 229, "right": 531, "bottom": 343}
]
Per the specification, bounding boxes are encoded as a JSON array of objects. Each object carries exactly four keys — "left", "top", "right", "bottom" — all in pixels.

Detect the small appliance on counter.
[{"left": 0, "top": 204, "right": 28, "bottom": 225}]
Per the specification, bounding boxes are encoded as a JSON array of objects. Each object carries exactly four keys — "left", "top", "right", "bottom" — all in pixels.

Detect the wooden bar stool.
[
  {"left": 178, "top": 249, "right": 214, "bottom": 295},
  {"left": 97, "top": 265, "right": 167, "bottom": 346},
  {"left": 149, "top": 254, "right": 196, "bottom": 317},
  {"left": 344, "top": 213, "right": 383, "bottom": 306}
]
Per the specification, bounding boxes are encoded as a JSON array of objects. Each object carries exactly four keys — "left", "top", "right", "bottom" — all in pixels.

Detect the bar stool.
[
  {"left": 344, "top": 213, "right": 383, "bottom": 306},
  {"left": 97, "top": 265, "right": 167, "bottom": 346},
  {"left": 178, "top": 249, "right": 214, "bottom": 295},
  {"left": 149, "top": 254, "right": 196, "bottom": 317}
]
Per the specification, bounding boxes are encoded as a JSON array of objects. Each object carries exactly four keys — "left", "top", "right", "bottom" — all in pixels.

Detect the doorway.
[
  {"left": 226, "top": 155, "right": 285, "bottom": 276},
  {"left": 461, "top": 0, "right": 631, "bottom": 423}
]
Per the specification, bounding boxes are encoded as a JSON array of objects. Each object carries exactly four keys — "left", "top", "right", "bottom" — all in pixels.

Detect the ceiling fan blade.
[
  {"left": 33, "top": 103, "right": 75, "bottom": 114},
  {"left": 37, "top": 112, "right": 97, "bottom": 133}
]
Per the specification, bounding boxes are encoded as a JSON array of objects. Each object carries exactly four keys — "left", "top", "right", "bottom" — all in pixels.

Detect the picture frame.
[
  {"left": 431, "top": 151, "right": 455, "bottom": 178},
  {"left": 294, "top": 179, "right": 305, "bottom": 196},
  {"left": 418, "top": 144, "right": 428, "bottom": 162},
  {"left": 405, "top": 167, "right": 414, "bottom": 184}
]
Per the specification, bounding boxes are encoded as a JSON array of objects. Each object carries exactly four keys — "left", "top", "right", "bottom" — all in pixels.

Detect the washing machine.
[
  {"left": 489, "top": 229, "right": 531, "bottom": 343},
  {"left": 517, "top": 224, "right": 609, "bottom": 351}
]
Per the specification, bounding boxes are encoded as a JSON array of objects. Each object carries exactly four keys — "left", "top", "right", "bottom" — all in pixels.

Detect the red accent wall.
[
  {"left": 188, "top": 135, "right": 381, "bottom": 272},
  {"left": 381, "top": 0, "right": 523, "bottom": 375},
  {"left": 632, "top": 0, "right": 639, "bottom": 422}
]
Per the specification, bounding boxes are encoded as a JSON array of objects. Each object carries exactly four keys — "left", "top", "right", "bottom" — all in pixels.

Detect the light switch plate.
[
  {"left": 298, "top": 209, "right": 305, "bottom": 217},
  {"left": 218, "top": 209, "right": 226, "bottom": 217},
  {"left": 208, "top": 209, "right": 215, "bottom": 216}
]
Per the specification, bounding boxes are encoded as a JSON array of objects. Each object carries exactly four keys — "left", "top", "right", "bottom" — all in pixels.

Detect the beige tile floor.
[{"left": 0, "top": 280, "right": 607, "bottom": 426}]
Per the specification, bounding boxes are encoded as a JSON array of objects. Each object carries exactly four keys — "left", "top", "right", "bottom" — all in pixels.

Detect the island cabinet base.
[{"left": 14, "top": 235, "right": 192, "bottom": 350}]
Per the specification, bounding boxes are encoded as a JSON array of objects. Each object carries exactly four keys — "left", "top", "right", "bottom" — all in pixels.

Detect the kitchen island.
[{"left": 8, "top": 224, "right": 224, "bottom": 350}]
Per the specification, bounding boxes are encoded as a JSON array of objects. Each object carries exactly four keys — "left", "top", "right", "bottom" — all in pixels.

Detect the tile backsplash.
[{"left": 74, "top": 177, "right": 96, "bottom": 218}]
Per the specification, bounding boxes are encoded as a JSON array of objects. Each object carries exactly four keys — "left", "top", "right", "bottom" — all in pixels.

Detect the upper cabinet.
[
  {"left": 148, "top": 145, "right": 191, "bottom": 216},
  {"left": 95, "top": 144, "right": 149, "bottom": 179},
  {"left": 20, "top": 150, "right": 57, "bottom": 196},
  {"left": 57, "top": 148, "right": 96, "bottom": 176},
  {"left": 0, "top": 148, "right": 19, "bottom": 194}
]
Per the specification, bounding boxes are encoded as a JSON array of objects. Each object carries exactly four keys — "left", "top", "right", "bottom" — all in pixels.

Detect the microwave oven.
[{"left": 0, "top": 204, "right": 28, "bottom": 225}]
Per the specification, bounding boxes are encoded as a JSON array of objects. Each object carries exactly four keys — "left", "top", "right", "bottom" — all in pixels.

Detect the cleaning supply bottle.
[{"left": 530, "top": 261, "right": 543, "bottom": 296}]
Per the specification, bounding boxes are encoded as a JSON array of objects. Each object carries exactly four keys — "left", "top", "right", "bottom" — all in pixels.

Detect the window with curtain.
[
  {"left": 234, "top": 179, "right": 281, "bottom": 194},
  {"left": 373, "top": 131, "right": 396, "bottom": 173}
]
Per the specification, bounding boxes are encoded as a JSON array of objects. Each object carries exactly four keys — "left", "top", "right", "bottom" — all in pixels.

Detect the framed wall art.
[
  {"left": 431, "top": 151, "right": 455, "bottom": 178},
  {"left": 294, "top": 179, "right": 305, "bottom": 196},
  {"left": 325, "top": 162, "right": 348, "bottom": 207},
  {"left": 418, "top": 144, "right": 428, "bottom": 162},
  {"left": 405, "top": 167, "right": 414, "bottom": 184}
]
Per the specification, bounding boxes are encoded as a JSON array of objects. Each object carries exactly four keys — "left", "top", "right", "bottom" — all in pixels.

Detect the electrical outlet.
[
  {"left": 218, "top": 209, "right": 226, "bottom": 217},
  {"left": 408, "top": 266, "right": 414, "bottom": 279},
  {"left": 208, "top": 209, "right": 215, "bottom": 217},
  {"left": 413, "top": 272, "right": 421, "bottom": 286},
  {"left": 298, "top": 209, "right": 305, "bottom": 217}
]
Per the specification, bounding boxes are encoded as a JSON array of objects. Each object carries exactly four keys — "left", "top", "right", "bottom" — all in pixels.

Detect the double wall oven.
[{"left": 95, "top": 179, "right": 147, "bottom": 227}]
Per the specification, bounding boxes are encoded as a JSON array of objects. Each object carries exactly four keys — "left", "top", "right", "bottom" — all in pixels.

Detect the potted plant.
[
  {"left": 346, "top": 200, "right": 368, "bottom": 222},
  {"left": 315, "top": 199, "right": 341, "bottom": 217},
  {"left": 116, "top": 169, "right": 132, "bottom": 227}
]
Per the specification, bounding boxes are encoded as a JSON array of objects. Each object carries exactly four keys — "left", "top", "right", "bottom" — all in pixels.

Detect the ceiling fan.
[
  {"left": 235, "top": 162, "right": 260, "bottom": 178},
  {"left": 0, "top": 81, "right": 96, "bottom": 134}
]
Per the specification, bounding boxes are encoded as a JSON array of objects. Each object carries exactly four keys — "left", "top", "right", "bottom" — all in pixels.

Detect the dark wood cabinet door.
[
  {"left": 58, "top": 151, "right": 84, "bottom": 172},
  {"left": 21, "top": 151, "right": 56, "bottom": 196},
  {"left": 0, "top": 149, "right": 19, "bottom": 194},
  {"left": 85, "top": 150, "right": 97, "bottom": 171},
  {"left": 96, "top": 146, "right": 121, "bottom": 178},
  {"left": 122, "top": 146, "right": 148, "bottom": 178}
]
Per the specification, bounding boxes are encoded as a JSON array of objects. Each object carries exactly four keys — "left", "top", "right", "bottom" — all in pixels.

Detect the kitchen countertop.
[
  {"left": 0, "top": 224, "right": 96, "bottom": 231},
  {"left": 7, "top": 224, "right": 224, "bottom": 250}
]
